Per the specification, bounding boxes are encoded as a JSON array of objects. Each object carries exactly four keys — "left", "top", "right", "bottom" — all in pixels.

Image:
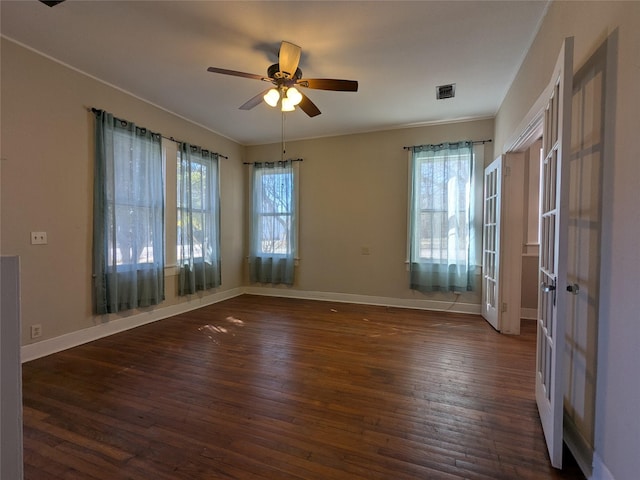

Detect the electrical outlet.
[
  {"left": 31, "top": 324, "right": 42, "bottom": 339},
  {"left": 31, "top": 231, "right": 48, "bottom": 245}
]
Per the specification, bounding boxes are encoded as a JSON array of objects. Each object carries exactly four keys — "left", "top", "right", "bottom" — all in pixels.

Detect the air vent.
[{"left": 436, "top": 83, "right": 456, "bottom": 100}]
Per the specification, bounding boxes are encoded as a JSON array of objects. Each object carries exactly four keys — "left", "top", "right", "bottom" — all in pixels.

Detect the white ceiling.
[{"left": 1, "top": 0, "right": 549, "bottom": 145}]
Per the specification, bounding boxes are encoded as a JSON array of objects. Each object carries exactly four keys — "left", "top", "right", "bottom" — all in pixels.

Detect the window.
[
  {"left": 109, "top": 132, "right": 162, "bottom": 267},
  {"left": 254, "top": 168, "right": 293, "bottom": 255},
  {"left": 93, "top": 110, "right": 165, "bottom": 314},
  {"left": 408, "top": 141, "right": 479, "bottom": 292},
  {"left": 177, "top": 152, "right": 216, "bottom": 262},
  {"left": 176, "top": 144, "right": 221, "bottom": 295},
  {"left": 249, "top": 161, "right": 297, "bottom": 285}
]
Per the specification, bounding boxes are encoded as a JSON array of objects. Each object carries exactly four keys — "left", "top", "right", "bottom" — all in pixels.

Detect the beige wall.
[
  {"left": 494, "top": 2, "right": 640, "bottom": 478},
  {"left": 521, "top": 140, "right": 541, "bottom": 312},
  {"left": 0, "top": 39, "right": 245, "bottom": 345},
  {"left": 245, "top": 120, "right": 494, "bottom": 307}
]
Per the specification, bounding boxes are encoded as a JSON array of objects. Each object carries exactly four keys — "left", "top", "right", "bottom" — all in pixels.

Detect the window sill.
[
  {"left": 246, "top": 256, "right": 300, "bottom": 266},
  {"left": 164, "top": 264, "right": 179, "bottom": 277},
  {"left": 404, "top": 261, "right": 482, "bottom": 275}
]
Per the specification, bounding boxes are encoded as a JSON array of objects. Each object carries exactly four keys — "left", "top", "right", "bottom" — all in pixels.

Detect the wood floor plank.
[{"left": 23, "top": 295, "right": 585, "bottom": 479}]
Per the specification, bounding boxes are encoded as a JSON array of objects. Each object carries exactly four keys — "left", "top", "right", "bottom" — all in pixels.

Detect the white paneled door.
[
  {"left": 562, "top": 35, "right": 608, "bottom": 473},
  {"left": 482, "top": 156, "right": 502, "bottom": 331},
  {"left": 536, "top": 37, "right": 574, "bottom": 469}
]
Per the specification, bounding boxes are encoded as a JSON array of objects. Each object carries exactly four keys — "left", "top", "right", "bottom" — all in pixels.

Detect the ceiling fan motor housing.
[{"left": 268, "top": 63, "right": 302, "bottom": 82}]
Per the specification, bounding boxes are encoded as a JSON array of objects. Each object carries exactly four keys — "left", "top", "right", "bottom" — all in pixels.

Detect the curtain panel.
[
  {"left": 177, "top": 143, "right": 221, "bottom": 295},
  {"left": 408, "top": 141, "right": 480, "bottom": 293},
  {"left": 249, "top": 161, "right": 297, "bottom": 285},
  {"left": 93, "top": 110, "right": 165, "bottom": 314}
]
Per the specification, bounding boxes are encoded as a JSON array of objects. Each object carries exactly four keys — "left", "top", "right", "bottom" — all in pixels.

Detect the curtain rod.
[
  {"left": 403, "top": 139, "right": 492, "bottom": 150},
  {"left": 243, "top": 158, "right": 303, "bottom": 165},
  {"left": 88, "top": 107, "right": 229, "bottom": 159}
]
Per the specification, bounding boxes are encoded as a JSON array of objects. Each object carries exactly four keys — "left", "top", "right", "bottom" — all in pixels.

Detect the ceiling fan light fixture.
[
  {"left": 264, "top": 88, "right": 280, "bottom": 107},
  {"left": 286, "top": 87, "right": 302, "bottom": 106},
  {"left": 281, "top": 96, "right": 295, "bottom": 112},
  {"left": 208, "top": 40, "right": 358, "bottom": 117}
]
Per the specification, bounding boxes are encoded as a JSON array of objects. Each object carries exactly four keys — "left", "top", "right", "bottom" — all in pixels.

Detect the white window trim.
[{"left": 163, "top": 139, "right": 179, "bottom": 275}]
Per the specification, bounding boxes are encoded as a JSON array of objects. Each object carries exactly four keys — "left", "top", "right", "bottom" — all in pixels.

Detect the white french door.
[
  {"left": 536, "top": 37, "right": 574, "bottom": 469},
  {"left": 481, "top": 156, "right": 502, "bottom": 331}
]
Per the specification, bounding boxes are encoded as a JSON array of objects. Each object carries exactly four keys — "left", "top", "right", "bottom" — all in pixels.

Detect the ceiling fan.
[{"left": 207, "top": 41, "right": 358, "bottom": 117}]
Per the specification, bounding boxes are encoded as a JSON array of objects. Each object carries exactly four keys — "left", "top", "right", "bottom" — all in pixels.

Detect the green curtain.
[
  {"left": 409, "top": 142, "right": 478, "bottom": 292},
  {"left": 93, "top": 110, "right": 165, "bottom": 314},
  {"left": 249, "top": 161, "right": 296, "bottom": 285},
  {"left": 177, "top": 143, "right": 221, "bottom": 295}
]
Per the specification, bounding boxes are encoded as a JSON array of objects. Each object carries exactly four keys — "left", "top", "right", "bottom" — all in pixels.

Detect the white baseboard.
[
  {"left": 244, "top": 286, "right": 482, "bottom": 315},
  {"left": 21, "top": 287, "right": 244, "bottom": 363},
  {"left": 22, "top": 286, "right": 482, "bottom": 363},
  {"left": 564, "top": 415, "right": 593, "bottom": 479},
  {"left": 520, "top": 307, "right": 537, "bottom": 320},
  {"left": 592, "top": 452, "right": 615, "bottom": 480}
]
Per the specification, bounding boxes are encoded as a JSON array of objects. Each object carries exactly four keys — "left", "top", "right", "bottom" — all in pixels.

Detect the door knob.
[
  {"left": 566, "top": 283, "right": 580, "bottom": 295},
  {"left": 541, "top": 282, "right": 556, "bottom": 292}
]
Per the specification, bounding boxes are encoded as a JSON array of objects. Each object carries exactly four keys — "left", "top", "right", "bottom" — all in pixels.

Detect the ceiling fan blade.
[
  {"left": 298, "top": 92, "right": 321, "bottom": 118},
  {"left": 207, "top": 67, "right": 269, "bottom": 82},
  {"left": 278, "top": 41, "right": 301, "bottom": 78},
  {"left": 239, "top": 89, "right": 272, "bottom": 111},
  {"left": 299, "top": 78, "right": 358, "bottom": 92}
]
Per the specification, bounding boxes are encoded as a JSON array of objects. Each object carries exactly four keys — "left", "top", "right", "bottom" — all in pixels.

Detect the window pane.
[
  {"left": 256, "top": 169, "right": 293, "bottom": 255},
  {"left": 259, "top": 214, "right": 291, "bottom": 254},
  {"left": 192, "top": 161, "right": 205, "bottom": 210},
  {"left": 260, "top": 172, "right": 292, "bottom": 214},
  {"left": 176, "top": 208, "right": 207, "bottom": 260},
  {"left": 413, "top": 151, "right": 471, "bottom": 262}
]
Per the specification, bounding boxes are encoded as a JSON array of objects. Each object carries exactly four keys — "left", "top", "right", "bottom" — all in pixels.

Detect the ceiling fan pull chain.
[{"left": 281, "top": 111, "right": 286, "bottom": 162}]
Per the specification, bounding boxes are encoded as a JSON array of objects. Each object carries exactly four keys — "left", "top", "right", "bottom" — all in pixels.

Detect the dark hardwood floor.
[{"left": 22, "top": 295, "right": 585, "bottom": 479}]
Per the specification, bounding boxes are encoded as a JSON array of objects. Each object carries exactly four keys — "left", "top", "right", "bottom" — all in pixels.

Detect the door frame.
[
  {"left": 500, "top": 152, "right": 525, "bottom": 335},
  {"left": 481, "top": 154, "right": 525, "bottom": 335}
]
